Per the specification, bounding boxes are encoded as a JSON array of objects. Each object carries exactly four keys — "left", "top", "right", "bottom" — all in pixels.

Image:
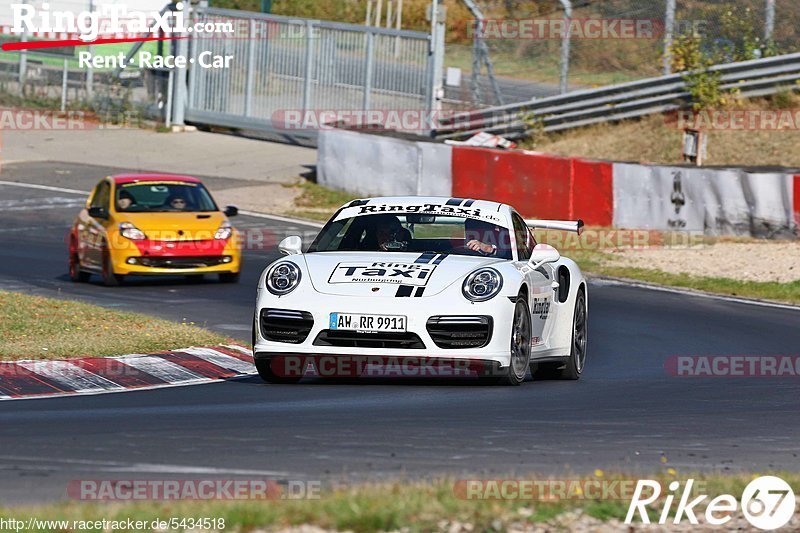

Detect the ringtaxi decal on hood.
[{"left": 328, "top": 262, "right": 436, "bottom": 287}]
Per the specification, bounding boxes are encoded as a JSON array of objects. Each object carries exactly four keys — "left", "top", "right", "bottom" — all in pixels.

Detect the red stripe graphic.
[{"left": 2, "top": 36, "right": 184, "bottom": 52}]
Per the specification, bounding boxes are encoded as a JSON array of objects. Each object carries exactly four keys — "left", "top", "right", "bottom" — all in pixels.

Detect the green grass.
[
  {"left": 0, "top": 290, "right": 230, "bottom": 360},
  {"left": 0, "top": 40, "right": 161, "bottom": 70},
  {"left": 2, "top": 473, "right": 797, "bottom": 531},
  {"left": 285, "top": 181, "right": 358, "bottom": 221}
]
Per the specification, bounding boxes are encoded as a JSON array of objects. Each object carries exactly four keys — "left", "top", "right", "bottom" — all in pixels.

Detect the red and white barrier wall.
[{"left": 317, "top": 129, "right": 799, "bottom": 237}]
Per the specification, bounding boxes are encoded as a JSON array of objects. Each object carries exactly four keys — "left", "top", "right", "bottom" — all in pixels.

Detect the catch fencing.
[{"left": 184, "top": 7, "right": 441, "bottom": 138}]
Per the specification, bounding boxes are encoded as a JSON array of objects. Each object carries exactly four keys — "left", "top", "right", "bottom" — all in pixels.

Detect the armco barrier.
[
  {"left": 317, "top": 129, "right": 452, "bottom": 197},
  {"left": 450, "top": 146, "right": 613, "bottom": 225}
]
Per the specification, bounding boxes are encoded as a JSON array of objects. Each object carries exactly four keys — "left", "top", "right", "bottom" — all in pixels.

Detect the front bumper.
[
  {"left": 253, "top": 290, "right": 516, "bottom": 367},
  {"left": 110, "top": 238, "right": 241, "bottom": 275}
]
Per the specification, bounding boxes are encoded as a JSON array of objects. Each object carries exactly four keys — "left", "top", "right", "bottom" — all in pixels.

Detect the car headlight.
[
  {"left": 462, "top": 267, "right": 503, "bottom": 302},
  {"left": 119, "top": 222, "right": 146, "bottom": 240},
  {"left": 266, "top": 261, "right": 301, "bottom": 295},
  {"left": 214, "top": 221, "right": 232, "bottom": 240}
]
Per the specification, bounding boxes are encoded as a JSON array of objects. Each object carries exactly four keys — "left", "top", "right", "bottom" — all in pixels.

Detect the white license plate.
[{"left": 329, "top": 313, "right": 407, "bottom": 333}]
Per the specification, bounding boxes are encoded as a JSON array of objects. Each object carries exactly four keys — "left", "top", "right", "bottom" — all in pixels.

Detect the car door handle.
[{"left": 551, "top": 281, "right": 560, "bottom": 290}]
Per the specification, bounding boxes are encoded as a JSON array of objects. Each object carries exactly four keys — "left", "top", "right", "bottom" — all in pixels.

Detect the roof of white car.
[
  {"left": 330, "top": 197, "right": 509, "bottom": 225},
  {"left": 343, "top": 196, "right": 506, "bottom": 212}
]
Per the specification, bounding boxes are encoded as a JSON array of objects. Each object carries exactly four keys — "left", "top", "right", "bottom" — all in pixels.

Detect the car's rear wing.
[{"left": 525, "top": 219, "right": 585, "bottom": 235}]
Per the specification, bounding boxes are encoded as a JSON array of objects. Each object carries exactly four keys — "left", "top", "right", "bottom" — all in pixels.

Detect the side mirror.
[
  {"left": 224, "top": 205, "right": 239, "bottom": 217},
  {"left": 528, "top": 244, "right": 560, "bottom": 269},
  {"left": 88, "top": 206, "right": 108, "bottom": 219},
  {"left": 278, "top": 235, "right": 303, "bottom": 256}
]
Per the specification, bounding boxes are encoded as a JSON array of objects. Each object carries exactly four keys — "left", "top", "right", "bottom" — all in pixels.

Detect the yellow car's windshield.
[{"left": 115, "top": 182, "right": 218, "bottom": 213}]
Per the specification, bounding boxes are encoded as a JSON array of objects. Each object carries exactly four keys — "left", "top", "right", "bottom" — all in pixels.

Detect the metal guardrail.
[{"left": 433, "top": 53, "right": 800, "bottom": 140}]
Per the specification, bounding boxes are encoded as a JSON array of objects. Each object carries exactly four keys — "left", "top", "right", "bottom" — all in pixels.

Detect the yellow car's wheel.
[{"left": 102, "top": 248, "right": 125, "bottom": 287}]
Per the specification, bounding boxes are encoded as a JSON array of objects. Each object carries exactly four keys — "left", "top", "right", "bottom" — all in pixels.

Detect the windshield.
[
  {"left": 308, "top": 213, "right": 513, "bottom": 259},
  {"left": 115, "top": 181, "right": 218, "bottom": 213}
]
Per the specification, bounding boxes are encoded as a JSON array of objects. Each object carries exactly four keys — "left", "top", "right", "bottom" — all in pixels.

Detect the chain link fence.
[{"left": 445, "top": 0, "right": 800, "bottom": 107}]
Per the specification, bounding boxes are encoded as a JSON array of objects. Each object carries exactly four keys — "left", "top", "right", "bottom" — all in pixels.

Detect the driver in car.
[
  {"left": 365, "top": 215, "right": 412, "bottom": 251},
  {"left": 465, "top": 219, "right": 503, "bottom": 256},
  {"left": 166, "top": 195, "right": 188, "bottom": 211},
  {"left": 116, "top": 190, "right": 136, "bottom": 211}
]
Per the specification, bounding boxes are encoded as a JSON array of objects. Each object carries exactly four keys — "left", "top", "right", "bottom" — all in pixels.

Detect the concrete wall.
[{"left": 317, "top": 128, "right": 452, "bottom": 197}]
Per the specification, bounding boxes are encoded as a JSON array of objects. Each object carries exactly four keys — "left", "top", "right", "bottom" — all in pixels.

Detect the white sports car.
[{"left": 252, "top": 197, "right": 587, "bottom": 385}]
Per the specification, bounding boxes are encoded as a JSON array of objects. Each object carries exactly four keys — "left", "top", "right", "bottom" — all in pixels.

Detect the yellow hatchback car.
[{"left": 69, "top": 174, "right": 242, "bottom": 285}]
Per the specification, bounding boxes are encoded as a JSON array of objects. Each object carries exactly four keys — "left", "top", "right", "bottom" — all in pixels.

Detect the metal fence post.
[
  {"left": 86, "top": 0, "right": 94, "bottom": 99},
  {"left": 18, "top": 31, "right": 28, "bottom": 94},
  {"left": 61, "top": 58, "right": 69, "bottom": 112},
  {"left": 764, "top": 0, "right": 775, "bottom": 42},
  {"left": 363, "top": 31, "right": 374, "bottom": 111},
  {"left": 426, "top": 0, "right": 445, "bottom": 117},
  {"left": 302, "top": 20, "right": 315, "bottom": 127},
  {"left": 245, "top": 18, "right": 256, "bottom": 117},
  {"left": 558, "top": 0, "right": 572, "bottom": 94},
  {"left": 663, "top": 0, "right": 676, "bottom": 75},
  {"left": 171, "top": 2, "right": 189, "bottom": 126}
]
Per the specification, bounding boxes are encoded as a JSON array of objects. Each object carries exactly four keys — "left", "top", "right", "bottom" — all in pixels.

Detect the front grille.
[
  {"left": 135, "top": 256, "right": 231, "bottom": 269},
  {"left": 313, "top": 330, "right": 425, "bottom": 349},
  {"left": 426, "top": 316, "right": 493, "bottom": 349},
  {"left": 260, "top": 309, "right": 314, "bottom": 344}
]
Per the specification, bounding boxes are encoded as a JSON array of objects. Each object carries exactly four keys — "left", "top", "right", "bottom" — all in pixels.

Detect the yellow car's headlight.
[
  {"left": 119, "top": 222, "right": 146, "bottom": 240},
  {"left": 215, "top": 221, "right": 233, "bottom": 240}
]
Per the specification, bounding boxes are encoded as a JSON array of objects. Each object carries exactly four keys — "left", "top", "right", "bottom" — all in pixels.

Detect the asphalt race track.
[{"left": 1, "top": 162, "right": 799, "bottom": 505}]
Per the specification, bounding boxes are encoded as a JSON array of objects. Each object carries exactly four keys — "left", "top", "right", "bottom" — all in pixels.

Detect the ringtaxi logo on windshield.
[{"left": 626, "top": 475, "right": 796, "bottom": 530}]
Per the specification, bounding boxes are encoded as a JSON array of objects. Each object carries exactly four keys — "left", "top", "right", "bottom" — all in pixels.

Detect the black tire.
[
  {"left": 68, "top": 251, "right": 90, "bottom": 282},
  {"left": 218, "top": 272, "right": 240, "bottom": 283},
  {"left": 495, "top": 298, "right": 531, "bottom": 386},
  {"left": 101, "top": 249, "right": 124, "bottom": 286},
  {"left": 255, "top": 358, "right": 303, "bottom": 384},
  {"left": 531, "top": 289, "right": 587, "bottom": 380}
]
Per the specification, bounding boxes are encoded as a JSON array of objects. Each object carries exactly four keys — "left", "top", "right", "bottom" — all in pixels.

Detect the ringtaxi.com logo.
[{"left": 626, "top": 476, "right": 795, "bottom": 530}]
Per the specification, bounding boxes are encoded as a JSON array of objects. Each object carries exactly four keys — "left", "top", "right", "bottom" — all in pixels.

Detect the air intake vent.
[
  {"left": 313, "top": 330, "right": 425, "bottom": 349},
  {"left": 426, "top": 316, "right": 493, "bottom": 349},
  {"left": 260, "top": 309, "right": 314, "bottom": 344}
]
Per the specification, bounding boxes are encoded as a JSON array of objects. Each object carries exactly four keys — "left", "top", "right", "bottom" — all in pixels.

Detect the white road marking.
[
  {"left": 181, "top": 347, "right": 256, "bottom": 374},
  {"left": 0, "top": 180, "right": 86, "bottom": 195},
  {"left": 114, "top": 355, "right": 208, "bottom": 383},
  {"left": 0, "top": 197, "right": 83, "bottom": 208},
  {"left": 0, "top": 180, "right": 325, "bottom": 227},
  {"left": 592, "top": 277, "right": 800, "bottom": 312},
  {"left": 239, "top": 209, "right": 323, "bottom": 228},
  {"left": 0, "top": 455, "right": 289, "bottom": 476},
  {"left": 17, "top": 361, "right": 124, "bottom": 393},
  {"left": 0, "top": 224, "right": 68, "bottom": 233}
]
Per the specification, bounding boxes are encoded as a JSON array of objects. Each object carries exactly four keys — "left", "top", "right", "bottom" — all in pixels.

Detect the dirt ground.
[
  {"left": 213, "top": 182, "right": 301, "bottom": 214},
  {"left": 599, "top": 241, "right": 800, "bottom": 283}
]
